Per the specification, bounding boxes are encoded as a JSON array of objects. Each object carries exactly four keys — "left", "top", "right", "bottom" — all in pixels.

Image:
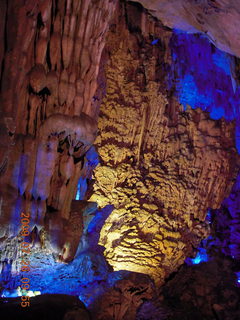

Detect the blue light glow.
[
  {"left": 186, "top": 247, "right": 209, "bottom": 265},
  {"left": 1, "top": 288, "right": 41, "bottom": 298},
  {"left": 212, "top": 51, "right": 231, "bottom": 76},
  {"left": 179, "top": 74, "right": 214, "bottom": 111},
  {"left": 236, "top": 272, "right": 240, "bottom": 285},
  {"left": 169, "top": 31, "right": 240, "bottom": 152},
  {"left": 215, "top": 173, "right": 240, "bottom": 260},
  {"left": 75, "top": 146, "right": 99, "bottom": 200},
  {"left": 191, "top": 248, "right": 209, "bottom": 265},
  {"left": 151, "top": 39, "right": 159, "bottom": 45},
  {"left": 206, "top": 209, "right": 212, "bottom": 224},
  {"left": 75, "top": 177, "right": 87, "bottom": 200}
]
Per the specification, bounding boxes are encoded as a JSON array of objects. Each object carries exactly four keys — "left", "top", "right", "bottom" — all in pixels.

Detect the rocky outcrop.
[
  {"left": 210, "top": 173, "right": 240, "bottom": 260},
  {"left": 161, "top": 255, "right": 240, "bottom": 320},
  {"left": 93, "top": 273, "right": 154, "bottom": 320},
  {"left": 130, "top": 0, "right": 240, "bottom": 58},
  {"left": 90, "top": 2, "right": 239, "bottom": 285},
  {"left": 0, "top": 0, "right": 116, "bottom": 267},
  {"left": 0, "top": 294, "right": 90, "bottom": 320}
]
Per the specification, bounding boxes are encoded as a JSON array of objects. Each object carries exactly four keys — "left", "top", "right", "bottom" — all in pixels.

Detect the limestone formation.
[
  {"left": 0, "top": 1, "right": 240, "bottom": 319},
  {"left": 0, "top": 0, "right": 117, "bottom": 266},
  {"left": 38, "top": 113, "right": 98, "bottom": 148},
  {"left": 130, "top": 0, "right": 240, "bottom": 57},
  {"left": 95, "top": 273, "right": 154, "bottom": 320},
  {"left": 90, "top": 2, "right": 239, "bottom": 285}
]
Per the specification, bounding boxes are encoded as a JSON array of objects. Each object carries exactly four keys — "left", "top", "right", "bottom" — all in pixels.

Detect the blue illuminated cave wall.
[
  {"left": 0, "top": 147, "right": 116, "bottom": 304},
  {"left": 75, "top": 146, "right": 99, "bottom": 200},
  {"left": 0, "top": 204, "right": 127, "bottom": 306},
  {"left": 211, "top": 173, "right": 240, "bottom": 261},
  {"left": 170, "top": 30, "right": 240, "bottom": 284},
  {"left": 0, "top": 144, "right": 132, "bottom": 307},
  {"left": 185, "top": 243, "right": 209, "bottom": 266},
  {"left": 169, "top": 30, "right": 240, "bottom": 152}
]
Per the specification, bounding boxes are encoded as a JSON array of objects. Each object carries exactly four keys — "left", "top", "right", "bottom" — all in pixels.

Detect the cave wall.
[
  {"left": 0, "top": 0, "right": 116, "bottom": 265},
  {"left": 0, "top": 1, "right": 240, "bottom": 319},
  {"left": 90, "top": 1, "right": 239, "bottom": 285}
]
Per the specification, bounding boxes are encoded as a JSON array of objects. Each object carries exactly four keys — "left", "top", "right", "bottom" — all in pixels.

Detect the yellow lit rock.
[{"left": 90, "top": 9, "right": 239, "bottom": 285}]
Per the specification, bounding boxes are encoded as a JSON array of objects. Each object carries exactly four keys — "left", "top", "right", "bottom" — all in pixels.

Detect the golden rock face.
[{"left": 90, "top": 5, "right": 239, "bottom": 285}]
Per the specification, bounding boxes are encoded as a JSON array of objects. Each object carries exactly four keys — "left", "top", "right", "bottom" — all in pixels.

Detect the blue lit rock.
[
  {"left": 169, "top": 31, "right": 240, "bottom": 152},
  {"left": 130, "top": 0, "right": 240, "bottom": 57}
]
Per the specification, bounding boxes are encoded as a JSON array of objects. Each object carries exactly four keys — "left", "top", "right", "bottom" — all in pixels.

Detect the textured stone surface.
[
  {"left": 161, "top": 255, "right": 240, "bottom": 320},
  {"left": 130, "top": 0, "right": 240, "bottom": 57},
  {"left": 93, "top": 273, "right": 154, "bottom": 320},
  {"left": 0, "top": 1, "right": 240, "bottom": 319},
  {"left": 211, "top": 173, "right": 240, "bottom": 260},
  {"left": 0, "top": 294, "right": 90, "bottom": 320},
  {"left": 0, "top": 0, "right": 116, "bottom": 265},
  {"left": 90, "top": 2, "right": 239, "bottom": 285}
]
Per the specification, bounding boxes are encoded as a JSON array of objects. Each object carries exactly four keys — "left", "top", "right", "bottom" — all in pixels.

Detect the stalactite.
[{"left": 0, "top": 0, "right": 117, "bottom": 273}]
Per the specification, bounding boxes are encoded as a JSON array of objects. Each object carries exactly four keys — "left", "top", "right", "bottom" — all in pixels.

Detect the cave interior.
[{"left": 0, "top": 0, "right": 240, "bottom": 319}]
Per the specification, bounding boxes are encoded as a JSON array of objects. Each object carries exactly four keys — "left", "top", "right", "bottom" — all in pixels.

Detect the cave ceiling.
[{"left": 130, "top": 0, "right": 240, "bottom": 57}]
